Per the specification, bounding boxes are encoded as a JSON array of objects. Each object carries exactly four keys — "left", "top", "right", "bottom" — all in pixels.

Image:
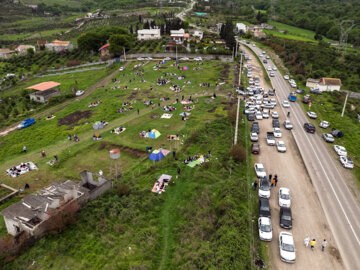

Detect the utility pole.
[
  {"left": 123, "top": 47, "right": 126, "bottom": 61},
  {"left": 339, "top": 20, "right": 355, "bottom": 54},
  {"left": 176, "top": 45, "right": 178, "bottom": 62},
  {"left": 341, "top": 92, "right": 349, "bottom": 117},
  {"left": 238, "top": 52, "right": 243, "bottom": 86}
]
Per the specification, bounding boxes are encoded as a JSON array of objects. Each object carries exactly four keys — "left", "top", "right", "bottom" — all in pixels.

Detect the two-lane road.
[{"left": 243, "top": 42, "right": 360, "bottom": 270}]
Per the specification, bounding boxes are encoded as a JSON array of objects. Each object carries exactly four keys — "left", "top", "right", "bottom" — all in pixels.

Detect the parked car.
[
  {"left": 268, "top": 89, "right": 275, "bottom": 96},
  {"left": 304, "top": 122, "right": 316, "bottom": 133},
  {"left": 279, "top": 188, "right": 291, "bottom": 207},
  {"left": 255, "top": 111, "right": 263, "bottom": 120},
  {"left": 75, "top": 90, "right": 84, "bottom": 96},
  {"left": 145, "top": 57, "right": 153, "bottom": 60},
  {"left": 322, "top": 133, "right": 335, "bottom": 143},
  {"left": 259, "top": 178, "right": 271, "bottom": 198},
  {"left": 307, "top": 111, "right": 318, "bottom": 119},
  {"left": 282, "top": 100, "right": 290, "bottom": 108},
  {"left": 119, "top": 66, "right": 125, "bottom": 71},
  {"left": 252, "top": 122, "right": 260, "bottom": 134},
  {"left": 258, "top": 217, "right": 273, "bottom": 241},
  {"left": 254, "top": 163, "right": 266, "bottom": 178},
  {"left": 334, "top": 145, "right": 347, "bottom": 156},
  {"left": 262, "top": 103, "right": 275, "bottom": 109},
  {"left": 280, "top": 207, "right": 292, "bottom": 229},
  {"left": 270, "top": 98, "right": 277, "bottom": 106},
  {"left": 193, "top": 57, "right": 202, "bottom": 61},
  {"left": 180, "top": 57, "right": 189, "bottom": 60},
  {"left": 302, "top": 94, "right": 311, "bottom": 104},
  {"left": 163, "top": 57, "right": 171, "bottom": 60},
  {"left": 17, "top": 118, "right": 36, "bottom": 129},
  {"left": 296, "top": 88, "right": 305, "bottom": 94},
  {"left": 247, "top": 113, "right": 255, "bottom": 121},
  {"left": 262, "top": 110, "right": 269, "bottom": 118},
  {"left": 276, "top": 141, "right": 287, "bottom": 152},
  {"left": 319, "top": 120, "right": 330, "bottom": 129},
  {"left": 273, "top": 127, "right": 282, "bottom": 138},
  {"left": 250, "top": 132, "right": 259, "bottom": 142},
  {"left": 339, "top": 156, "right": 354, "bottom": 169},
  {"left": 251, "top": 143, "right": 260, "bottom": 154},
  {"left": 284, "top": 75, "right": 289, "bottom": 80},
  {"left": 310, "top": 87, "right": 322, "bottom": 94},
  {"left": 259, "top": 198, "right": 271, "bottom": 217},
  {"left": 284, "top": 120, "right": 293, "bottom": 130},
  {"left": 137, "top": 57, "right": 144, "bottom": 61},
  {"left": 331, "top": 129, "right": 344, "bottom": 138},
  {"left": 279, "top": 232, "right": 296, "bottom": 263},
  {"left": 272, "top": 119, "right": 280, "bottom": 128},
  {"left": 271, "top": 111, "right": 279, "bottom": 119}
]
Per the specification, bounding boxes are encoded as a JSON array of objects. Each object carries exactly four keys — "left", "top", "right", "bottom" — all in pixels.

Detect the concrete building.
[
  {"left": 306, "top": 77, "right": 342, "bottom": 92},
  {"left": 15, "top": 45, "right": 36, "bottom": 55},
  {"left": 235, "top": 23, "right": 247, "bottom": 33},
  {"left": 1, "top": 171, "right": 111, "bottom": 237},
  {"left": 190, "top": 30, "right": 203, "bottom": 40},
  {"left": 137, "top": 29, "right": 161, "bottom": 40},
  {"left": 170, "top": 29, "right": 189, "bottom": 44},
  {"left": 0, "top": 48, "right": 15, "bottom": 59},
  {"left": 27, "top": 81, "right": 61, "bottom": 103},
  {"left": 45, "top": 39, "right": 73, "bottom": 52}
]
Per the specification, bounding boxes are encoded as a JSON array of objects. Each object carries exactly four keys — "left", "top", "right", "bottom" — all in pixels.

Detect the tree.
[
  {"left": 27, "top": 48, "right": 34, "bottom": 56},
  {"left": 144, "top": 21, "right": 150, "bottom": 29},
  {"left": 314, "top": 33, "right": 323, "bottom": 41},
  {"left": 109, "top": 34, "right": 133, "bottom": 55}
]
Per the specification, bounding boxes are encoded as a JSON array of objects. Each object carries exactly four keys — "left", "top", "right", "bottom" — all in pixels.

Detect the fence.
[{"left": 120, "top": 53, "right": 233, "bottom": 62}]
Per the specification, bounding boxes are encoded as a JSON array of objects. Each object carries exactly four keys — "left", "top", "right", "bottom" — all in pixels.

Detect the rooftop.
[
  {"left": 138, "top": 29, "right": 160, "bottom": 34},
  {"left": 26, "top": 81, "right": 60, "bottom": 91},
  {"left": 99, "top": 43, "right": 110, "bottom": 51},
  {"left": 321, "top": 77, "right": 341, "bottom": 86}
]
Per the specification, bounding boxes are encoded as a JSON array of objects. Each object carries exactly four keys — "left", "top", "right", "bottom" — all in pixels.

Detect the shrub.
[
  {"left": 116, "top": 183, "right": 131, "bottom": 197},
  {"left": 66, "top": 60, "right": 82, "bottom": 67},
  {"left": 230, "top": 145, "right": 246, "bottom": 163}
]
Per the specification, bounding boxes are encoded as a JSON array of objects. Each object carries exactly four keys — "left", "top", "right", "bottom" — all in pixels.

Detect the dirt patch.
[
  {"left": 142, "top": 90, "right": 150, "bottom": 94},
  {"left": 148, "top": 96, "right": 157, "bottom": 99},
  {"left": 220, "top": 64, "right": 230, "bottom": 79},
  {"left": 98, "top": 142, "right": 147, "bottom": 158},
  {"left": 208, "top": 107, "right": 217, "bottom": 113},
  {"left": 58, "top": 111, "right": 92, "bottom": 126},
  {"left": 329, "top": 245, "right": 342, "bottom": 263},
  {"left": 157, "top": 66, "right": 168, "bottom": 69},
  {"left": 127, "top": 91, "right": 138, "bottom": 100}
]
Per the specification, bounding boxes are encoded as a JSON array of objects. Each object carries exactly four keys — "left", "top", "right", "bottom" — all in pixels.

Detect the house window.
[
  {"left": 151, "top": 34, "right": 154, "bottom": 37},
  {"left": 37, "top": 97, "right": 41, "bottom": 101}
]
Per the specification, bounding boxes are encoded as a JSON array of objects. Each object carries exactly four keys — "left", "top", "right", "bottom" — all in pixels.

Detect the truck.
[
  {"left": 266, "top": 132, "right": 275, "bottom": 146},
  {"left": 288, "top": 92, "right": 297, "bottom": 102},
  {"left": 17, "top": 118, "right": 36, "bottom": 129}
]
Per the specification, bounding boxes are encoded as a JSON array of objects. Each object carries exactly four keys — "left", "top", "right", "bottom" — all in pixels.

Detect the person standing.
[
  {"left": 321, "top": 239, "right": 327, "bottom": 252},
  {"left": 172, "top": 151, "right": 176, "bottom": 159},
  {"left": 304, "top": 236, "right": 310, "bottom": 247},
  {"left": 137, "top": 109, "right": 140, "bottom": 115},
  {"left": 271, "top": 178, "right": 275, "bottom": 187},
  {"left": 269, "top": 174, "right": 272, "bottom": 182},
  {"left": 41, "top": 150, "right": 46, "bottom": 157},
  {"left": 177, "top": 167, "right": 181, "bottom": 175},
  {"left": 99, "top": 170, "right": 103, "bottom": 176},
  {"left": 23, "top": 145, "right": 27, "bottom": 153},
  {"left": 311, "top": 239, "right": 316, "bottom": 251},
  {"left": 275, "top": 177, "right": 278, "bottom": 186},
  {"left": 252, "top": 180, "right": 258, "bottom": 190}
]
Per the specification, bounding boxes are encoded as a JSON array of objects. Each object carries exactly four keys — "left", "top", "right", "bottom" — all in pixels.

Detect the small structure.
[
  {"left": 0, "top": 48, "right": 15, "bottom": 59},
  {"left": 137, "top": 29, "right": 161, "bottom": 40},
  {"left": 1, "top": 171, "right": 111, "bottom": 237},
  {"left": 15, "top": 45, "right": 36, "bottom": 55},
  {"left": 37, "top": 40, "right": 47, "bottom": 50},
  {"left": 204, "top": 6, "right": 211, "bottom": 10},
  {"left": 170, "top": 29, "right": 189, "bottom": 44},
  {"left": 253, "top": 31, "right": 267, "bottom": 38},
  {"left": 236, "top": 23, "right": 247, "bottom": 33},
  {"left": 190, "top": 30, "right": 203, "bottom": 40},
  {"left": 27, "top": 81, "right": 61, "bottom": 103},
  {"left": 45, "top": 39, "right": 73, "bottom": 52},
  {"left": 306, "top": 77, "right": 342, "bottom": 92},
  {"left": 99, "top": 43, "right": 110, "bottom": 56}
]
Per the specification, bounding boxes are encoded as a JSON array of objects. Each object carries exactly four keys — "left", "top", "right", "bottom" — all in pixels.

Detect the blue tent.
[
  {"left": 149, "top": 150, "right": 165, "bottom": 161},
  {"left": 161, "top": 60, "right": 166, "bottom": 64}
]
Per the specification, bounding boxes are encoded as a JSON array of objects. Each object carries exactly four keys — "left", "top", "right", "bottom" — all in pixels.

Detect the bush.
[
  {"left": 230, "top": 145, "right": 246, "bottom": 163},
  {"left": 66, "top": 60, "right": 82, "bottom": 67},
  {"left": 116, "top": 183, "right": 131, "bottom": 197}
]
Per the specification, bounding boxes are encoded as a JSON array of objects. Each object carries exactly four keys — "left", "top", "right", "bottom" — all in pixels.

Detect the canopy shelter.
[
  {"left": 147, "top": 129, "right": 161, "bottom": 139},
  {"left": 149, "top": 150, "right": 165, "bottom": 161}
]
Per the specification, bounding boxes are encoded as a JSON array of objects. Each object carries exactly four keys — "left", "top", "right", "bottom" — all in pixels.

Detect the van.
[{"left": 259, "top": 198, "right": 271, "bottom": 217}]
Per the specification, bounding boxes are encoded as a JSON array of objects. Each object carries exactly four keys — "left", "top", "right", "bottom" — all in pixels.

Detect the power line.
[{"left": 339, "top": 20, "right": 356, "bottom": 54}]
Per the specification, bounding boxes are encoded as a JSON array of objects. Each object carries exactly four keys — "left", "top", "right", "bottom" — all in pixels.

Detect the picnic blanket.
[
  {"left": 167, "top": 135, "right": 180, "bottom": 140},
  {"left": 181, "top": 100, "right": 193, "bottom": 105},
  {"left": 152, "top": 174, "right": 172, "bottom": 194},
  {"left": 6, "top": 161, "right": 38, "bottom": 178},
  {"left": 112, "top": 127, "right": 126, "bottom": 135},
  {"left": 161, "top": 113, "right": 173, "bottom": 119},
  {"left": 45, "top": 115, "right": 56, "bottom": 120},
  {"left": 187, "top": 155, "right": 207, "bottom": 168}
]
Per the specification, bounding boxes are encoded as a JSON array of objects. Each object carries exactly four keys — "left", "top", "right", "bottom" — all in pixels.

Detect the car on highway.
[
  {"left": 319, "top": 120, "right": 330, "bottom": 129},
  {"left": 262, "top": 110, "right": 269, "bottom": 118},
  {"left": 284, "top": 120, "right": 293, "bottom": 130},
  {"left": 252, "top": 122, "right": 260, "bottom": 133},
  {"left": 267, "top": 66, "right": 272, "bottom": 71},
  {"left": 307, "top": 111, "right": 318, "bottom": 119},
  {"left": 339, "top": 156, "right": 354, "bottom": 169},
  {"left": 279, "top": 188, "right": 291, "bottom": 207},
  {"left": 272, "top": 66, "right": 277, "bottom": 71},
  {"left": 247, "top": 113, "right": 255, "bottom": 121},
  {"left": 263, "top": 59, "right": 268, "bottom": 64},
  {"left": 258, "top": 217, "right": 273, "bottom": 241},
  {"left": 279, "top": 232, "right": 296, "bottom": 263},
  {"left": 17, "top": 118, "right": 36, "bottom": 129},
  {"left": 254, "top": 163, "right": 266, "bottom": 178},
  {"left": 266, "top": 55, "right": 270, "bottom": 59},
  {"left": 259, "top": 198, "right": 271, "bottom": 217},
  {"left": 255, "top": 111, "right": 263, "bottom": 120},
  {"left": 284, "top": 75, "right": 289, "bottom": 80},
  {"left": 304, "top": 122, "right": 316, "bottom": 133},
  {"left": 259, "top": 178, "right": 271, "bottom": 198},
  {"left": 250, "top": 132, "right": 258, "bottom": 142},
  {"left": 334, "top": 145, "right": 347, "bottom": 156},
  {"left": 270, "top": 72, "right": 275, "bottom": 77},
  {"left": 274, "top": 127, "right": 282, "bottom": 138},
  {"left": 276, "top": 141, "right": 287, "bottom": 152},
  {"left": 251, "top": 143, "right": 260, "bottom": 154},
  {"left": 137, "top": 57, "right": 144, "bottom": 61},
  {"left": 180, "top": 57, "right": 189, "bottom": 61},
  {"left": 282, "top": 100, "right": 290, "bottom": 108},
  {"left": 271, "top": 111, "right": 279, "bottom": 119},
  {"left": 322, "top": 133, "right": 335, "bottom": 143},
  {"left": 272, "top": 119, "right": 280, "bottom": 128},
  {"left": 280, "top": 207, "right": 292, "bottom": 229}
]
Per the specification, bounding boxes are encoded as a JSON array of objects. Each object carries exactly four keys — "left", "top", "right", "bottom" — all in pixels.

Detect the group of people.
[
  {"left": 68, "top": 134, "right": 80, "bottom": 142},
  {"left": 183, "top": 153, "right": 210, "bottom": 164},
  {"left": 162, "top": 105, "right": 176, "bottom": 112},
  {"left": 304, "top": 237, "right": 328, "bottom": 252},
  {"left": 111, "top": 126, "right": 125, "bottom": 134},
  {"left": 7, "top": 163, "right": 32, "bottom": 178},
  {"left": 92, "top": 134, "right": 102, "bottom": 141},
  {"left": 252, "top": 174, "right": 279, "bottom": 190},
  {"left": 117, "top": 107, "right": 133, "bottom": 113},
  {"left": 157, "top": 78, "right": 171, "bottom": 85},
  {"left": 88, "top": 100, "right": 102, "bottom": 107},
  {"left": 183, "top": 105, "right": 194, "bottom": 111},
  {"left": 200, "top": 83, "right": 211, "bottom": 87}
]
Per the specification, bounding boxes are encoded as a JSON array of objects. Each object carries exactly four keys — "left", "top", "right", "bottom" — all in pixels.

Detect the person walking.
[
  {"left": 271, "top": 178, "right": 275, "bottom": 187},
  {"left": 287, "top": 111, "right": 290, "bottom": 117},
  {"left": 252, "top": 180, "right": 258, "bottom": 190},
  {"left": 177, "top": 167, "right": 181, "bottom": 175},
  {"left": 311, "top": 239, "right": 316, "bottom": 251},
  {"left": 275, "top": 177, "right": 278, "bottom": 186},
  {"left": 41, "top": 150, "right": 46, "bottom": 158},
  {"left": 321, "top": 239, "right": 327, "bottom": 252},
  {"left": 269, "top": 174, "right": 272, "bottom": 182},
  {"left": 137, "top": 109, "right": 140, "bottom": 115},
  {"left": 172, "top": 151, "right": 176, "bottom": 159},
  {"left": 304, "top": 236, "right": 310, "bottom": 247},
  {"left": 23, "top": 145, "right": 27, "bottom": 153}
]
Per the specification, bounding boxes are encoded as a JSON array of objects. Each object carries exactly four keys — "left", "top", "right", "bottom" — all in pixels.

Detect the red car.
[{"left": 251, "top": 143, "right": 260, "bottom": 154}]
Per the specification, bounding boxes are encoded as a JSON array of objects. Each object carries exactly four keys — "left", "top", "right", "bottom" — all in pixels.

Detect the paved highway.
[{"left": 242, "top": 42, "right": 360, "bottom": 270}]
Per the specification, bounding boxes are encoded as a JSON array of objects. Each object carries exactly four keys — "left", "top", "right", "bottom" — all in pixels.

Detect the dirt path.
[
  {"left": 0, "top": 62, "right": 130, "bottom": 137},
  {"left": 243, "top": 46, "right": 343, "bottom": 269}
]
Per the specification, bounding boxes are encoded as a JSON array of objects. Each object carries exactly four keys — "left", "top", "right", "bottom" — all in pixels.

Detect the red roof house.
[{"left": 99, "top": 43, "right": 110, "bottom": 56}]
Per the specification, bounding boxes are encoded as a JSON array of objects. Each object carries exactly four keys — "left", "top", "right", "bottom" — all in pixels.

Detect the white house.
[
  {"left": 170, "top": 28, "right": 189, "bottom": 44},
  {"left": 235, "top": 23, "right": 247, "bottom": 33},
  {"left": 45, "top": 40, "right": 73, "bottom": 52},
  {"left": 15, "top": 45, "right": 36, "bottom": 55},
  {"left": 306, "top": 77, "right": 342, "bottom": 92},
  {"left": 192, "top": 30, "right": 203, "bottom": 40},
  {"left": 137, "top": 29, "right": 161, "bottom": 40},
  {"left": 0, "top": 48, "right": 15, "bottom": 59}
]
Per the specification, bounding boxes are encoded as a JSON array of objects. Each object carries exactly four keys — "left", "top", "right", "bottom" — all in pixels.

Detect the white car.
[
  {"left": 262, "top": 110, "right": 269, "bottom": 118},
  {"left": 250, "top": 132, "right": 258, "bottom": 142},
  {"left": 334, "top": 145, "right": 347, "bottom": 156},
  {"left": 180, "top": 57, "right": 189, "bottom": 61},
  {"left": 272, "top": 66, "right": 277, "bottom": 71},
  {"left": 258, "top": 217, "right": 272, "bottom": 241},
  {"left": 249, "top": 78, "right": 254, "bottom": 84},
  {"left": 307, "top": 111, "right": 317, "bottom": 119},
  {"left": 119, "top": 66, "right": 125, "bottom": 71},
  {"left": 247, "top": 73, "right": 252, "bottom": 78},
  {"left": 267, "top": 66, "right": 272, "bottom": 71},
  {"left": 319, "top": 120, "right": 330, "bottom": 128},
  {"left": 137, "top": 57, "right": 144, "bottom": 61},
  {"left": 75, "top": 90, "right": 84, "bottom": 96},
  {"left": 252, "top": 43, "right": 256, "bottom": 47},
  {"left": 271, "top": 111, "right": 279, "bottom": 119},
  {"left": 277, "top": 141, "right": 287, "bottom": 152},
  {"left": 145, "top": 57, "right": 153, "bottom": 60},
  {"left": 284, "top": 120, "right": 293, "bottom": 130},
  {"left": 339, "top": 156, "right": 354, "bottom": 169},
  {"left": 279, "top": 188, "right": 291, "bottom": 207},
  {"left": 254, "top": 163, "right": 266, "bottom": 178},
  {"left": 164, "top": 57, "right": 171, "bottom": 61},
  {"left": 194, "top": 57, "right": 202, "bottom": 61},
  {"left": 270, "top": 98, "right": 277, "bottom": 106},
  {"left": 282, "top": 100, "right": 290, "bottom": 108},
  {"left": 284, "top": 75, "right": 289, "bottom": 80},
  {"left": 255, "top": 111, "right": 263, "bottom": 120},
  {"left": 270, "top": 72, "right": 275, "bottom": 77},
  {"left": 258, "top": 178, "right": 271, "bottom": 198},
  {"left": 279, "top": 232, "right": 296, "bottom": 263},
  {"left": 274, "top": 127, "right": 282, "bottom": 138}
]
